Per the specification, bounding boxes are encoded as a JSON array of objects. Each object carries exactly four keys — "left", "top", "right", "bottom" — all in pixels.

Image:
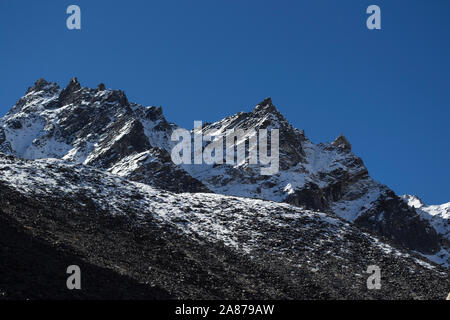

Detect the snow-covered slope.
[
  {"left": 402, "top": 195, "right": 449, "bottom": 236},
  {"left": 0, "top": 153, "right": 448, "bottom": 299}
]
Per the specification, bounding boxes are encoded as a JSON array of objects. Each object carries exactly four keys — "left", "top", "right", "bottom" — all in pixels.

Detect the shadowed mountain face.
[
  {"left": 0, "top": 78, "right": 448, "bottom": 298},
  {"left": 0, "top": 213, "right": 172, "bottom": 300}
]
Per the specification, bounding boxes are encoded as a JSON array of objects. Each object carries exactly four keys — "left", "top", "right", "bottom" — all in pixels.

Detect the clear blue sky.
[{"left": 0, "top": 0, "right": 449, "bottom": 204}]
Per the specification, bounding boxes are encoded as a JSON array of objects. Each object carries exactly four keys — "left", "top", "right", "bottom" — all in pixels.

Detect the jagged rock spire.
[
  {"left": 66, "top": 77, "right": 81, "bottom": 92},
  {"left": 332, "top": 133, "right": 351, "bottom": 152},
  {"left": 26, "top": 78, "right": 59, "bottom": 94},
  {"left": 97, "top": 83, "right": 106, "bottom": 91},
  {"left": 58, "top": 77, "right": 82, "bottom": 103},
  {"left": 259, "top": 97, "right": 273, "bottom": 106},
  {"left": 254, "top": 97, "right": 278, "bottom": 113}
]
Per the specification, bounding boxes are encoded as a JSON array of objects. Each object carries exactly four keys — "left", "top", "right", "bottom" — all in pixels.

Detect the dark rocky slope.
[
  {"left": 0, "top": 214, "right": 172, "bottom": 300},
  {"left": 0, "top": 154, "right": 448, "bottom": 299}
]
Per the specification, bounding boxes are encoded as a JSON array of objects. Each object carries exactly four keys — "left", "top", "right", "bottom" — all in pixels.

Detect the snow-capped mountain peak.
[{"left": 402, "top": 194, "right": 425, "bottom": 209}]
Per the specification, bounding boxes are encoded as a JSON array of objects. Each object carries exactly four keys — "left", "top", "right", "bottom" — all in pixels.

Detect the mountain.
[
  {"left": 2, "top": 78, "right": 446, "bottom": 266},
  {"left": 181, "top": 98, "right": 444, "bottom": 260},
  {"left": 0, "top": 78, "right": 449, "bottom": 299},
  {"left": 0, "top": 78, "right": 207, "bottom": 193}
]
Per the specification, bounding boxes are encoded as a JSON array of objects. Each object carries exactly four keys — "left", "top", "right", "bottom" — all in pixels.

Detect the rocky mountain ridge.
[{"left": 0, "top": 78, "right": 448, "bottom": 269}]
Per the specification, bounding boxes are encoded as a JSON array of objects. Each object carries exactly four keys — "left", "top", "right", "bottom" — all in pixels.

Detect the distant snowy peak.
[
  {"left": 401, "top": 194, "right": 450, "bottom": 267},
  {"left": 402, "top": 194, "right": 450, "bottom": 221},
  {"left": 426, "top": 202, "right": 450, "bottom": 220},
  {"left": 401, "top": 194, "right": 426, "bottom": 208},
  {"left": 402, "top": 194, "right": 450, "bottom": 234}
]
